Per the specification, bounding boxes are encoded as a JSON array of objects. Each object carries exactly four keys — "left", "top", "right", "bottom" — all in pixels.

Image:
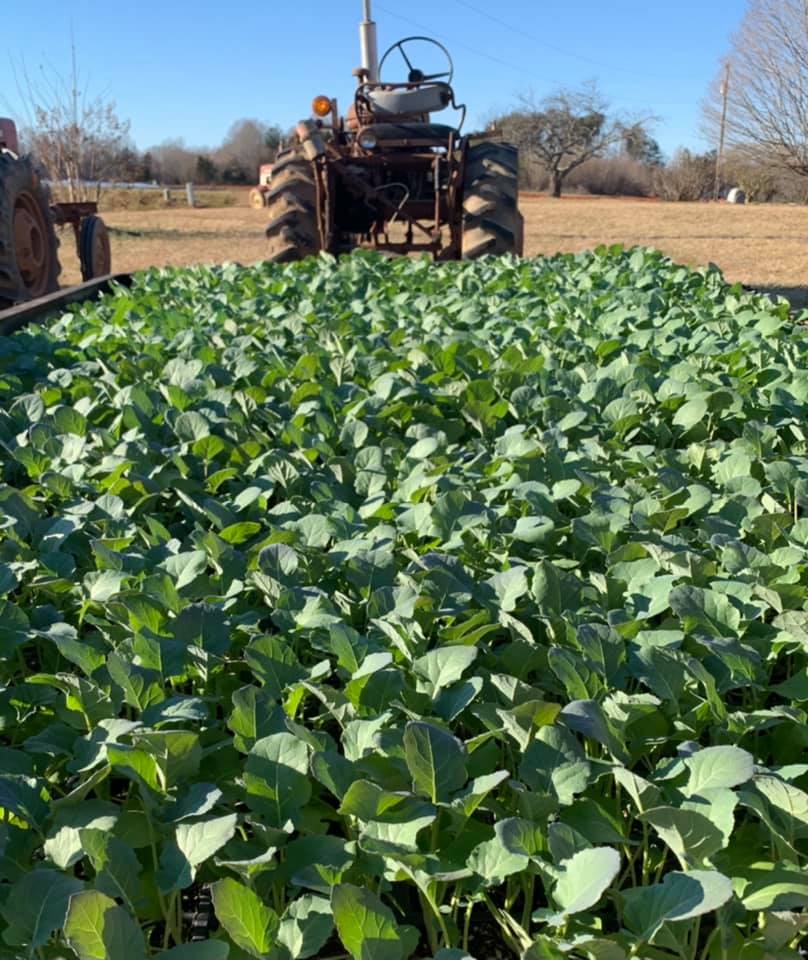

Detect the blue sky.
[{"left": 1, "top": 0, "right": 746, "bottom": 158}]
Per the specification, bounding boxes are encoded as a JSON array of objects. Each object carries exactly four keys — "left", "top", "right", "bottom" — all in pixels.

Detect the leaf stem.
[
  {"left": 689, "top": 916, "right": 702, "bottom": 960},
  {"left": 419, "top": 891, "right": 440, "bottom": 955},
  {"left": 144, "top": 803, "right": 172, "bottom": 943},
  {"left": 463, "top": 899, "right": 474, "bottom": 953},
  {"left": 419, "top": 886, "right": 451, "bottom": 951},
  {"left": 521, "top": 874, "right": 535, "bottom": 931}
]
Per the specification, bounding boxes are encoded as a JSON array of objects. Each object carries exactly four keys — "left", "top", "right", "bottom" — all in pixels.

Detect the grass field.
[{"left": 57, "top": 193, "right": 808, "bottom": 308}]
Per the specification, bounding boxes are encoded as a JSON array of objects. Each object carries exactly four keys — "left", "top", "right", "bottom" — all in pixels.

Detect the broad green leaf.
[
  {"left": 338, "top": 779, "right": 436, "bottom": 825},
  {"left": 673, "top": 397, "right": 708, "bottom": 430},
  {"left": 277, "top": 895, "right": 333, "bottom": 960},
  {"left": 669, "top": 586, "right": 741, "bottom": 638},
  {"left": 176, "top": 812, "right": 238, "bottom": 866},
  {"left": 64, "top": 890, "right": 146, "bottom": 960},
  {"left": 331, "top": 884, "right": 403, "bottom": 960},
  {"left": 79, "top": 829, "right": 143, "bottom": 915},
  {"left": 561, "top": 700, "right": 628, "bottom": 763},
  {"left": 220, "top": 521, "right": 262, "bottom": 544},
  {"left": 468, "top": 835, "right": 530, "bottom": 886},
  {"left": 412, "top": 646, "right": 478, "bottom": 695},
  {"left": 639, "top": 806, "right": 725, "bottom": 868},
  {"left": 134, "top": 730, "right": 202, "bottom": 790},
  {"left": 285, "top": 835, "right": 355, "bottom": 893},
  {"left": 753, "top": 775, "right": 808, "bottom": 832},
  {"left": 403, "top": 721, "right": 468, "bottom": 803},
  {"left": 622, "top": 870, "right": 733, "bottom": 941},
  {"left": 552, "top": 847, "right": 621, "bottom": 919},
  {"left": 1, "top": 869, "right": 83, "bottom": 952},
  {"left": 44, "top": 801, "right": 119, "bottom": 869},
  {"left": 175, "top": 411, "right": 210, "bottom": 442},
  {"left": 684, "top": 746, "right": 754, "bottom": 796},
  {"left": 211, "top": 878, "right": 279, "bottom": 958},
  {"left": 244, "top": 733, "right": 311, "bottom": 828},
  {"left": 84, "top": 571, "right": 127, "bottom": 603},
  {"left": 160, "top": 550, "right": 208, "bottom": 590},
  {"left": 612, "top": 767, "right": 661, "bottom": 813},
  {"left": 737, "top": 863, "right": 808, "bottom": 911}
]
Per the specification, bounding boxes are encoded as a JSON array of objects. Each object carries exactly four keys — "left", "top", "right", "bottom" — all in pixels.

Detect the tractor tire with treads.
[
  {"left": 461, "top": 141, "right": 523, "bottom": 259},
  {"left": 265, "top": 147, "right": 321, "bottom": 263},
  {"left": 79, "top": 215, "right": 111, "bottom": 281},
  {"left": 0, "top": 152, "right": 60, "bottom": 308}
]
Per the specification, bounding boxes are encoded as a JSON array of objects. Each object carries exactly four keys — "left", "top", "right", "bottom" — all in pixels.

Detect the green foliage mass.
[{"left": 0, "top": 247, "right": 807, "bottom": 959}]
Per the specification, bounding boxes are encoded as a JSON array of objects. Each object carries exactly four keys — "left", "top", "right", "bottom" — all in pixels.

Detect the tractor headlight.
[
  {"left": 359, "top": 131, "right": 378, "bottom": 151},
  {"left": 312, "top": 96, "right": 332, "bottom": 118}
]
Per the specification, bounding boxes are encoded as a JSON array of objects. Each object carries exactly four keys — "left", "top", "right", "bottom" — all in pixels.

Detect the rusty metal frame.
[
  {"left": 50, "top": 201, "right": 100, "bottom": 264},
  {"left": 315, "top": 126, "right": 467, "bottom": 258},
  {"left": 296, "top": 66, "right": 473, "bottom": 260}
]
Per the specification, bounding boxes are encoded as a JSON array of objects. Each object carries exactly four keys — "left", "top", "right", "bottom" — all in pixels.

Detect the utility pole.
[{"left": 713, "top": 61, "right": 731, "bottom": 201}]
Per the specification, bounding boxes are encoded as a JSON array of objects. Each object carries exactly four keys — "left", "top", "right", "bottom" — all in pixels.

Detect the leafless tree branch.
[
  {"left": 495, "top": 82, "right": 656, "bottom": 197},
  {"left": 703, "top": 0, "right": 808, "bottom": 177},
  {"left": 12, "top": 43, "right": 131, "bottom": 201}
]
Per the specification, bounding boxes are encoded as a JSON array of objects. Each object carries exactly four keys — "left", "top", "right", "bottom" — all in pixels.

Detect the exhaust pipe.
[{"left": 360, "top": 0, "right": 380, "bottom": 83}]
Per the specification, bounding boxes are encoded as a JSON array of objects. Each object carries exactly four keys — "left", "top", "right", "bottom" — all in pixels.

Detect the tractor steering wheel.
[{"left": 379, "top": 36, "right": 454, "bottom": 86}]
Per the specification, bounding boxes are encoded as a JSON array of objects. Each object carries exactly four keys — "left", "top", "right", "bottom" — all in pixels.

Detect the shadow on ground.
[{"left": 752, "top": 286, "right": 808, "bottom": 312}]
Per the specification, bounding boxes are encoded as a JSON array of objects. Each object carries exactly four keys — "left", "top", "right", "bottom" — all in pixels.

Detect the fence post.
[
  {"left": 186, "top": 182, "right": 197, "bottom": 208},
  {"left": 163, "top": 188, "right": 172, "bottom": 204}
]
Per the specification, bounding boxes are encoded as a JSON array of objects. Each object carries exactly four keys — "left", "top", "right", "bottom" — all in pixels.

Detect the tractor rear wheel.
[
  {"left": 0, "top": 152, "right": 60, "bottom": 307},
  {"left": 461, "top": 141, "right": 523, "bottom": 259},
  {"left": 265, "top": 147, "right": 321, "bottom": 263},
  {"left": 79, "top": 215, "right": 111, "bottom": 281}
]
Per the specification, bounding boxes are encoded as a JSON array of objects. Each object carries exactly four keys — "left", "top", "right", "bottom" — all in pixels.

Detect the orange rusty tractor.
[
  {"left": 249, "top": 164, "right": 274, "bottom": 209},
  {"left": 0, "top": 117, "right": 111, "bottom": 308},
  {"left": 265, "top": 0, "right": 523, "bottom": 262}
]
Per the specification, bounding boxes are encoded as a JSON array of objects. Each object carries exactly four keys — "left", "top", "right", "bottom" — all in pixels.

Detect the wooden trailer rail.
[{"left": 0, "top": 274, "right": 133, "bottom": 337}]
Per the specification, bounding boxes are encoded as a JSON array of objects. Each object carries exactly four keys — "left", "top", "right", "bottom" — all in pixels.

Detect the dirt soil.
[{"left": 56, "top": 194, "right": 808, "bottom": 310}]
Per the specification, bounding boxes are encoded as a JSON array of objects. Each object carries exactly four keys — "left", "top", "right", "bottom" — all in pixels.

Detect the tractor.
[
  {"left": 0, "top": 117, "right": 111, "bottom": 309},
  {"left": 249, "top": 164, "right": 274, "bottom": 209},
  {"left": 266, "top": 0, "right": 523, "bottom": 262}
]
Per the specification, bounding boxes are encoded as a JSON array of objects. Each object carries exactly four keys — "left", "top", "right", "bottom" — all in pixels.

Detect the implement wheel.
[
  {"left": 265, "top": 146, "right": 321, "bottom": 263},
  {"left": 461, "top": 141, "right": 524, "bottom": 259},
  {"left": 249, "top": 188, "right": 266, "bottom": 210},
  {"left": 79, "top": 215, "right": 111, "bottom": 281},
  {"left": 0, "top": 153, "right": 60, "bottom": 306}
]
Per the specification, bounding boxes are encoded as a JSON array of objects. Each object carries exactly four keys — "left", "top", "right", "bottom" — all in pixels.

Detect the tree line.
[{"left": 24, "top": 117, "right": 287, "bottom": 189}]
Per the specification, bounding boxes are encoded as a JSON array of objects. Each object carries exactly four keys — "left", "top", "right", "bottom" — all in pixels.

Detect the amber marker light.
[{"left": 312, "top": 96, "right": 333, "bottom": 118}]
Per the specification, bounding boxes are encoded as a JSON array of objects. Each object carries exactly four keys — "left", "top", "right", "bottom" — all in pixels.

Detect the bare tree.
[
  {"left": 14, "top": 44, "right": 130, "bottom": 200},
  {"left": 497, "top": 84, "right": 652, "bottom": 197},
  {"left": 148, "top": 139, "right": 199, "bottom": 185},
  {"left": 215, "top": 119, "right": 281, "bottom": 184},
  {"left": 703, "top": 0, "right": 808, "bottom": 178},
  {"left": 653, "top": 149, "right": 715, "bottom": 201}
]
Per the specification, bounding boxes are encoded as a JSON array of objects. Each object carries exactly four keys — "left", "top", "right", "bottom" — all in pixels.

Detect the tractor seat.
[
  {"left": 361, "top": 122, "right": 457, "bottom": 145},
  {"left": 364, "top": 82, "right": 453, "bottom": 119}
]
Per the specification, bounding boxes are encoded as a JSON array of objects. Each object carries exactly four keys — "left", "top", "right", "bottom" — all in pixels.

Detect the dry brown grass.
[
  {"left": 56, "top": 195, "right": 808, "bottom": 309},
  {"left": 50, "top": 186, "right": 245, "bottom": 212},
  {"left": 521, "top": 196, "right": 808, "bottom": 309}
]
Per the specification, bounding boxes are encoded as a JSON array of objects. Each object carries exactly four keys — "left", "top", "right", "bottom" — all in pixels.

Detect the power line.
[
  {"left": 448, "top": 0, "right": 680, "bottom": 83},
  {"left": 374, "top": 2, "right": 568, "bottom": 87},
  {"left": 374, "top": 2, "right": 694, "bottom": 110}
]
